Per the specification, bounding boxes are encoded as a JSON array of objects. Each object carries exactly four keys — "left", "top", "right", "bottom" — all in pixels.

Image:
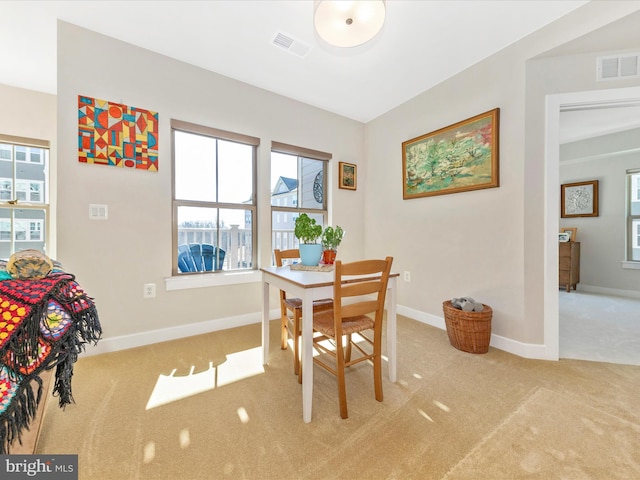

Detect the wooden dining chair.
[
  {"left": 310, "top": 256, "right": 393, "bottom": 419},
  {"left": 274, "top": 249, "right": 333, "bottom": 381}
]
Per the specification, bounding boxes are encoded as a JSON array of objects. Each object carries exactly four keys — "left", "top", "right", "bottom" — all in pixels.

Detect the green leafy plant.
[
  {"left": 294, "top": 213, "right": 323, "bottom": 244},
  {"left": 321, "top": 225, "right": 344, "bottom": 250}
]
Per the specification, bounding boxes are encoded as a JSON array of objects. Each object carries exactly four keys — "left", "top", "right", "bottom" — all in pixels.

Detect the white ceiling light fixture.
[{"left": 314, "top": 0, "right": 386, "bottom": 48}]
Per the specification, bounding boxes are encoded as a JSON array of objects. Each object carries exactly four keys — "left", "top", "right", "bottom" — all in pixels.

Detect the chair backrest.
[
  {"left": 189, "top": 243, "right": 204, "bottom": 271},
  {"left": 178, "top": 244, "right": 225, "bottom": 272},
  {"left": 201, "top": 244, "right": 225, "bottom": 270},
  {"left": 178, "top": 250, "right": 197, "bottom": 272},
  {"left": 274, "top": 248, "right": 300, "bottom": 267},
  {"left": 332, "top": 257, "right": 393, "bottom": 337}
]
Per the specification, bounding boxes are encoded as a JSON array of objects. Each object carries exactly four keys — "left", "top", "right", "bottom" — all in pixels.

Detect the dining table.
[{"left": 261, "top": 264, "right": 398, "bottom": 423}]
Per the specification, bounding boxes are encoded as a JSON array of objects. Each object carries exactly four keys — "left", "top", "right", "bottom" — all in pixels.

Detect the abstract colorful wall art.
[{"left": 78, "top": 95, "right": 159, "bottom": 171}]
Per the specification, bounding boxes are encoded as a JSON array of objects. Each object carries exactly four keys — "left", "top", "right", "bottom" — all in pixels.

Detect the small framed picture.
[
  {"left": 560, "top": 227, "right": 577, "bottom": 242},
  {"left": 561, "top": 180, "right": 599, "bottom": 218},
  {"left": 558, "top": 233, "right": 571, "bottom": 243},
  {"left": 339, "top": 161, "right": 357, "bottom": 190}
]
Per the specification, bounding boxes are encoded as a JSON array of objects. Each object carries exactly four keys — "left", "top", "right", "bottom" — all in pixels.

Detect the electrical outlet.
[
  {"left": 403, "top": 271, "right": 411, "bottom": 282},
  {"left": 143, "top": 283, "right": 156, "bottom": 298}
]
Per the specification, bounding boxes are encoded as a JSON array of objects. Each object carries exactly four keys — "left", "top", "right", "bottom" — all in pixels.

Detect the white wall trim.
[
  {"left": 578, "top": 283, "right": 640, "bottom": 299},
  {"left": 545, "top": 86, "right": 640, "bottom": 364},
  {"left": 165, "top": 270, "right": 262, "bottom": 291},
  {"left": 87, "top": 303, "right": 555, "bottom": 360},
  {"left": 85, "top": 308, "right": 281, "bottom": 356},
  {"left": 621, "top": 261, "right": 640, "bottom": 270},
  {"left": 398, "top": 306, "right": 555, "bottom": 360}
]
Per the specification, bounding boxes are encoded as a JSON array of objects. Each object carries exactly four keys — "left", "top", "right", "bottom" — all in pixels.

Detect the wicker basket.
[{"left": 442, "top": 300, "right": 493, "bottom": 354}]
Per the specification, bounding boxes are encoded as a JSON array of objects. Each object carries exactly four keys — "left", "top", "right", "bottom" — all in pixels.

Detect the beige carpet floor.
[{"left": 34, "top": 316, "right": 640, "bottom": 480}]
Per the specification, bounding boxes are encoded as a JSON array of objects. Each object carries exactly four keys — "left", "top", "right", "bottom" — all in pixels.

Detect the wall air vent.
[
  {"left": 597, "top": 53, "right": 640, "bottom": 81},
  {"left": 272, "top": 31, "right": 311, "bottom": 58}
]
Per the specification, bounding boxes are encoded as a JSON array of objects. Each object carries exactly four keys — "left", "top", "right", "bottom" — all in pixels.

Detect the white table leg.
[
  {"left": 301, "top": 289, "right": 314, "bottom": 423},
  {"left": 386, "top": 278, "right": 397, "bottom": 382},
  {"left": 262, "top": 279, "right": 270, "bottom": 365}
]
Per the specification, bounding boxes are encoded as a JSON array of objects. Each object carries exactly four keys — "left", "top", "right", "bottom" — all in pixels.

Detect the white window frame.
[
  {"left": 270, "top": 142, "right": 330, "bottom": 261},
  {"left": 169, "top": 119, "right": 259, "bottom": 281},
  {"left": 625, "top": 169, "right": 640, "bottom": 266},
  {"left": 0, "top": 135, "right": 50, "bottom": 258}
]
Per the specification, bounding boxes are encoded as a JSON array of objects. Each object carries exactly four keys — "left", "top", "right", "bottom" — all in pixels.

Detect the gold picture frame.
[
  {"left": 561, "top": 180, "right": 599, "bottom": 218},
  {"left": 402, "top": 108, "right": 500, "bottom": 199},
  {"left": 339, "top": 161, "right": 357, "bottom": 190}
]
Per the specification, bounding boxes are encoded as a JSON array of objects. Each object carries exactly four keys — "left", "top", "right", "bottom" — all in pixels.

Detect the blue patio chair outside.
[
  {"left": 202, "top": 244, "right": 225, "bottom": 270},
  {"left": 189, "top": 243, "right": 204, "bottom": 271},
  {"left": 178, "top": 244, "right": 225, "bottom": 272},
  {"left": 178, "top": 250, "right": 197, "bottom": 272}
]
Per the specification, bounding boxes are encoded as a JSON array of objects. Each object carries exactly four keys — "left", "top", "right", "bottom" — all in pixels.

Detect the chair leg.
[
  {"left": 373, "top": 347, "right": 383, "bottom": 402},
  {"left": 335, "top": 340, "right": 349, "bottom": 419},
  {"left": 294, "top": 309, "right": 302, "bottom": 378},
  {"left": 280, "top": 311, "right": 288, "bottom": 350},
  {"left": 345, "top": 334, "right": 352, "bottom": 362}
]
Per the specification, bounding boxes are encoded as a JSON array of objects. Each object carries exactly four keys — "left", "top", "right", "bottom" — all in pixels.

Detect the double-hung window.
[
  {"left": 270, "top": 142, "right": 330, "bottom": 257},
  {"left": 171, "top": 120, "right": 258, "bottom": 274},
  {"left": 627, "top": 169, "right": 640, "bottom": 262},
  {"left": 0, "top": 135, "right": 49, "bottom": 258}
]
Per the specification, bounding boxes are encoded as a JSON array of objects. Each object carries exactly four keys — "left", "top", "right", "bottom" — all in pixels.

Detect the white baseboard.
[
  {"left": 85, "top": 308, "right": 281, "bottom": 356},
  {"left": 397, "top": 305, "right": 556, "bottom": 361},
  {"left": 86, "top": 305, "right": 555, "bottom": 361},
  {"left": 577, "top": 284, "right": 640, "bottom": 299}
]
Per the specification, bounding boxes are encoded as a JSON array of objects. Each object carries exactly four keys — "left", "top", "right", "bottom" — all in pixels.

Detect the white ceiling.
[
  {"left": 2, "top": 0, "right": 638, "bottom": 144},
  {"left": 2, "top": 0, "right": 590, "bottom": 123}
]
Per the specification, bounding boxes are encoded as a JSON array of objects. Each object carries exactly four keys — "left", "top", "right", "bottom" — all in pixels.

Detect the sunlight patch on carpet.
[{"left": 145, "top": 346, "right": 264, "bottom": 409}]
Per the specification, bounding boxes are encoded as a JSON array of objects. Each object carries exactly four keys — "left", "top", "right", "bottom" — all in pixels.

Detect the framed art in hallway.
[
  {"left": 561, "top": 180, "right": 599, "bottom": 218},
  {"left": 339, "top": 161, "right": 357, "bottom": 190},
  {"left": 402, "top": 108, "right": 499, "bottom": 199}
]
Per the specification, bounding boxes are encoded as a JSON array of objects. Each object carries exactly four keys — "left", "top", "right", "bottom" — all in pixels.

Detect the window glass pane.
[
  {"left": 174, "top": 131, "right": 217, "bottom": 202},
  {"left": 0, "top": 144, "right": 10, "bottom": 160},
  {"left": 15, "top": 146, "right": 26, "bottom": 162},
  {"left": 176, "top": 206, "right": 253, "bottom": 271},
  {"left": 271, "top": 152, "right": 297, "bottom": 206},
  {"left": 300, "top": 157, "right": 324, "bottom": 209},
  {"left": 217, "top": 140, "right": 253, "bottom": 203},
  {"left": 177, "top": 206, "right": 218, "bottom": 247},
  {"left": 220, "top": 207, "right": 253, "bottom": 269},
  {"left": 272, "top": 211, "right": 297, "bottom": 252},
  {"left": 0, "top": 179, "right": 12, "bottom": 200},
  {"left": 633, "top": 220, "right": 640, "bottom": 261}
]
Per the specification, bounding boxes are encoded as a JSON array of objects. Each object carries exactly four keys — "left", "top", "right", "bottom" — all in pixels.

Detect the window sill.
[
  {"left": 165, "top": 270, "right": 262, "bottom": 291},
  {"left": 621, "top": 261, "right": 640, "bottom": 270}
]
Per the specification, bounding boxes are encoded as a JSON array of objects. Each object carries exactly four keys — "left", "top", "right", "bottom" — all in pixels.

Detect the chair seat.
[
  {"left": 313, "top": 309, "right": 374, "bottom": 337},
  {"left": 283, "top": 297, "right": 333, "bottom": 311}
]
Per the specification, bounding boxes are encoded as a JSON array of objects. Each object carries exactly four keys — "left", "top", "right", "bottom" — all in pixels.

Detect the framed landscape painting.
[{"left": 402, "top": 108, "right": 500, "bottom": 199}]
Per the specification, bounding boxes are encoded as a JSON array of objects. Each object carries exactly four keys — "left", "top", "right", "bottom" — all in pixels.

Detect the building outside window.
[
  {"left": 171, "top": 120, "right": 258, "bottom": 274},
  {"left": 270, "top": 142, "right": 330, "bottom": 256},
  {"left": 0, "top": 137, "right": 49, "bottom": 258},
  {"left": 628, "top": 170, "right": 640, "bottom": 261}
]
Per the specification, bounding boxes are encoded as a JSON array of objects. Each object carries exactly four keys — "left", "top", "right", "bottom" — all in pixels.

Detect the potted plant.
[
  {"left": 321, "top": 225, "right": 344, "bottom": 264},
  {"left": 294, "top": 213, "right": 323, "bottom": 266}
]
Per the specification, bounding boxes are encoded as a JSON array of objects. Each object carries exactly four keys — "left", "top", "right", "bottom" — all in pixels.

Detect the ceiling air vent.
[
  {"left": 597, "top": 53, "right": 640, "bottom": 81},
  {"left": 272, "top": 31, "right": 311, "bottom": 58}
]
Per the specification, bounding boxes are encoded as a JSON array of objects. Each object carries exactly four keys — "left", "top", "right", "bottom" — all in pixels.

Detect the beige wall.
[
  {"left": 365, "top": 1, "right": 640, "bottom": 354},
  {"left": 56, "top": 22, "right": 365, "bottom": 343},
  {"left": 2, "top": 2, "right": 640, "bottom": 357},
  {"left": 0, "top": 84, "right": 58, "bottom": 255}
]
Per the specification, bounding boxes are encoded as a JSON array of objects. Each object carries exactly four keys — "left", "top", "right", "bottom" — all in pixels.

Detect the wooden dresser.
[{"left": 559, "top": 241, "right": 580, "bottom": 292}]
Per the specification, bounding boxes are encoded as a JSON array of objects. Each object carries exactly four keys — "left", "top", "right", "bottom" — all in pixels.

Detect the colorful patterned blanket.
[{"left": 0, "top": 272, "right": 101, "bottom": 453}]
